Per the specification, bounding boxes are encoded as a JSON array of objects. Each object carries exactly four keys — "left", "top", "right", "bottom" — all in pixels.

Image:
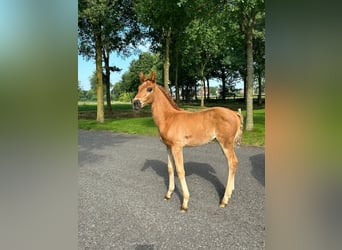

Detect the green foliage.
[
  {"left": 79, "top": 0, "right": 144, "bottom": 120},
  {"left": 78, "top": 0, "right": 265, "bottom": 120},
  {"left": 117, "top": 92, "right": 134, "bottom": 102},
  {"left": 113, "top": 52, "right": 163, "bottom": 98},
  {"left": 124, "top": 52, "right": 162, "bottom": 91},
  {"left": 111, "top": 81, "right": 123, "bottom": 100},
  {"left": 135, "top": 0, "right": 264, "bottom": 102},
  {"left": 134, "top": 0, "right": 189, "bottom": 41},
  {"left": 78, "top": 0, "right": 142, "bottom": 59},
  {"left": 184, "top": 18, "right": 221, "bottom": 61},
  {"left": 88, "top": 71, "right": 96, "bottom": 91}
]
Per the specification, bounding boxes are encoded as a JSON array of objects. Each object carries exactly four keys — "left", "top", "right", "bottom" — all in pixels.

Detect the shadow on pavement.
[
  {"left": 135, "top": 244, "right": 154, "bottom": 250},
  {"left": 142, "top": 159, "right": 225, "bottom": 202},
  {"left": 78, "top": 130, "right": 135, "bottom": 167},
  {"left": 249, "top": 153, "right": 265, "bottom": 186}
]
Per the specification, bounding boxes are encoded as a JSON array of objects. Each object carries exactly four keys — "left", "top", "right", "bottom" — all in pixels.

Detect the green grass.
[
  {"left": 78, "top": 117, "right": 158, "bottom": 136},
  {"left": 78, "top": 102, "right": 134, "bottom": 112},
  {"left": 240, "top": 109, "right": 265, "bottom": 146},
  {"left": 78, "top": 102, "right": 265, "bottom": 146}
]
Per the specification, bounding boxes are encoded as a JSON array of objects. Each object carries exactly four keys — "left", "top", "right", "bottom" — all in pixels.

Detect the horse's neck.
[{"left": 151, "top": 88, "right": 178, "bottom": 128}]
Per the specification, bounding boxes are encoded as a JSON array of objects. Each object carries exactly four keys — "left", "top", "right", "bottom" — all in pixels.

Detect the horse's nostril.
[{"left": 133, "top": 99, "right": 141, "bottom": 110}]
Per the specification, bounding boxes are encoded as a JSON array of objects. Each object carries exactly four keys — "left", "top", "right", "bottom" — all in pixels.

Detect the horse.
[{"left": 133, "top": 71, "right": 243, "bottom": 212}]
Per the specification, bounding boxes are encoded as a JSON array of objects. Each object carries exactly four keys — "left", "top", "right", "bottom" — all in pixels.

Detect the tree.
[
  {"left": 253, "top": 11, "right": 265, "bottom": 106},
  {"left": 182, "top": 3, "right": 225, "bottom": 106},
  {"left": 102, "top": 49, "right": 121, "bottom": 111},
  {"left": 88, "top": 70, "right": 116, "bottom": 101},
  {"left": 170, "top": 0, "right": 245, "bottom": 105},
  {"left": 205, "top": 11, "right": 242, "bottom": 102},
  {"left": 134, "top": 0, "right": 190, "bottom": 93},
  {"left": 78, "top": 0, "right": 108, "bottom": 122},
  {"left": 78, "top": 81, "right": 88, "bottom": 101},
  {"left": 233, "top": 0, "right": 264, "bottom": 131},
  {"left": 113, "top": 52, "right": 163, "bottom": 99},
  {"left": 101, "top": 0, "right": 142, "bottom": 111},
  {"left": 78, "top": 0, "right": 142, "bottom": 122}
]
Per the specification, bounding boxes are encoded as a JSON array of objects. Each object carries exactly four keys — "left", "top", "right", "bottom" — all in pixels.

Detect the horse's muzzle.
[{"left": 133, "top": 99, "right": 142, "bottom": 111}]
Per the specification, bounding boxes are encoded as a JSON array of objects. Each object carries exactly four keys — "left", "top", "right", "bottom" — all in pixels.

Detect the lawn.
[
  {"left": 78, "top": 117, "right": 158, "bottom": 136},
  {"left": 78, "top": 102, "right": 264, "bottom": 146},
  {"left": 78, "top": 101, "right": 144, "bottom": 112},
  {"left": 240, "top": 109, "right": 265, "bottom": 146}
]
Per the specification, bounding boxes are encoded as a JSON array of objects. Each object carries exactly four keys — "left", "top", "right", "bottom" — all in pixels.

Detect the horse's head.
[{"left": 132, "top": 71, "right": 157, "bottom": 111}]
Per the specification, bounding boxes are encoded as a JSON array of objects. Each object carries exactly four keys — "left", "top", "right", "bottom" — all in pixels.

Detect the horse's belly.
[
  {"left": 160, "top": 121, "right": 216, "bottom": 147},
  {"left": 184, "top": 133, "right": 215, "bottom": 146}
]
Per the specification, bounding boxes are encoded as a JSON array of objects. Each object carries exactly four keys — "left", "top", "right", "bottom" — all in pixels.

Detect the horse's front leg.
[
  {"left": 164, "top": 147, "right": 175, "bottom": 200},
  {"left": 171, "top": 146, "right": 189, "bottom": 212}
]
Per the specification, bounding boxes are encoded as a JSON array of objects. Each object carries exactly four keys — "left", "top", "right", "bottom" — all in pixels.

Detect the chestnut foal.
[{"left": 133, "top": 71, "right": 243, "bottom": 212}]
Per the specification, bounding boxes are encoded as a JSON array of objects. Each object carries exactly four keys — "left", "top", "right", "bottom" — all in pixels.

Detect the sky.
[
  {"left": 78, "top": 53, "right": 141, "bottom": 91},
  {"left": 78, "top": 43, "right": 152, "bottom": 90}
]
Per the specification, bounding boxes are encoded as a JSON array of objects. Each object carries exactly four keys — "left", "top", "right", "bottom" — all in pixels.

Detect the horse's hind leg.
[
  {"left": 164, "top": 147, "right": 175, "bottom": 200},
  {"left": 219, "top": 142, "right": 238, "bottom": 207}
]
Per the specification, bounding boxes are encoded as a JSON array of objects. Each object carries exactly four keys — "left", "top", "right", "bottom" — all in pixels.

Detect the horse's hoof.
[
  {"left": 180, "top": 206, "right": 188, "bottom": 212},
  {"left": 164, "top": 196, "right": 171, "bottom": 201},
  {"left": 219, "top": 202, "right": 228, "bottom": 208}
]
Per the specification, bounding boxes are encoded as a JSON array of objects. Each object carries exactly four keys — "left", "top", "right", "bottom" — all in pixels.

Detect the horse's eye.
[{"left": 147, "top": 87, "right": 153, "bottom": 92}]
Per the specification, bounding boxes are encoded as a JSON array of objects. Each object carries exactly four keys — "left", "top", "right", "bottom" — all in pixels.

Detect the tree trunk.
[
  {"left": 194, "top": 84, "right": 197, "bottom": 101},
  {"left": 174, "top": 42, "right": 180, "bottom": 103},
  {"left": 242, "top": 75, "right": 247, "bottom": 103},
  {"left": 221, "top": 69, "right": 226, "bottom": 101},
  {"left": 103, "top": 48, "right": 112, "bottom": 111},
  {"left": 200, "top": 80, "right": 205, "bottom": 107},
  {"left": 163, "top": 26, "right": 171, "bottom": 93},
  {"left": 245, "top": 28, "right": 254, "bottom": 131},
  {"left": 257, "top": 70, "right": 262, "bottom": 105},
  {"left": 200, "top": 63, "right": 205, "bottom": 107},
  {"left": 206, "top": 77, "right": 210, "bottom": 100},
  {"left": 187, "top": 85, "right": 191, "bottom": 102},
  {"left": 203, "top": 80, "right": 206, "bottom": 101},
  {"left": 175, "top": 61, "right": 179, "bottom": 103},
  {"left": 95, "top": 32, "right": 104, "bottom": 123},
  {"left": 185, "top": 85, "right": 189, "bottom": 102}
]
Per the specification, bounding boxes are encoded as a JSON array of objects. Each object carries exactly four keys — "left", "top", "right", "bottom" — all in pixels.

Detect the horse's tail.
[{"left": 234, "top": 108, "right": 243, "bottom": 147}]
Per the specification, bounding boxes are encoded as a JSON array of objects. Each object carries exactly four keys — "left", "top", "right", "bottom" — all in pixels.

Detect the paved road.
[{"left": 78, "top": 130, "right": 265, "bottom": 249}]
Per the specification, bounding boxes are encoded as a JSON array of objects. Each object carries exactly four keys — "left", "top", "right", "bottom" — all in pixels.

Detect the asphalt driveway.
[{"left": 78, "top": 130, "right": 265, "bottom": 249}]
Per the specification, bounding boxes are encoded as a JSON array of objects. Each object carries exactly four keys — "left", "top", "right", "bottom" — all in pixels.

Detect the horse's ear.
[
  {"left": 139, "top": 72, "right": 145, "bottom": 83},
  {"left": 150, "top": 71, "right": 156, "bottom": 83}
]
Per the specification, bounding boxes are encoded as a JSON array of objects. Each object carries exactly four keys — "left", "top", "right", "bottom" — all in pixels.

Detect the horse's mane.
[{"left": 157, "top": 85, "right": 183, "bottom": 111}]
